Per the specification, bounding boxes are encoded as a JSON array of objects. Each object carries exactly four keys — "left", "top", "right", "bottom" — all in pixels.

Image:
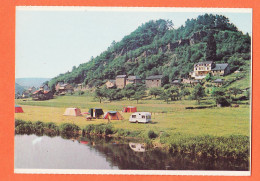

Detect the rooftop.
[
  {"left": 195, "top": 61, "right": 213, "bottom": 65},
  {"left": 127, "top": 76, "right": 141, "bottom": 80},
  {"left": 116, "top": 75, "right": 127, "bottom": 78},
  {"left": 172, "top": 79, "right": 181, "bottom": 84},
  {"left": 108, "top": 80, "right": 116, "bottom": 83},
  {"left": 213, "top": 79, "right": 224, "bottom": 83},
  {"left": 212, "top": 64, "right": 229, "bottom": 71},
  {"left": 146, "top": 75, "right": 163, "bottom": 80}
]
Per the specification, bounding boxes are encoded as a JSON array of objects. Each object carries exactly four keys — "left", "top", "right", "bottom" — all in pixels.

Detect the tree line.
[{"left": 94, "top": 82, "right": 249, "bottom": 106}]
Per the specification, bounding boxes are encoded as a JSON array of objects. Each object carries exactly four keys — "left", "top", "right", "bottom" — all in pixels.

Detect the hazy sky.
[{"left": 15, "top": 7, "right": 252, "bottom": 78}]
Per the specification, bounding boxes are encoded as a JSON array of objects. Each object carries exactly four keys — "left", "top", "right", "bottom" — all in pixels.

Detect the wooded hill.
[{"left": 48, "top": 14, "right": 251, "bottom": 91}]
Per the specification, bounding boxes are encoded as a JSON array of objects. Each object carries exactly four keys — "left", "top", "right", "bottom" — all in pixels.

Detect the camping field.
[{"left": 15, "top": 95, "right": 250, "bottom": 138}]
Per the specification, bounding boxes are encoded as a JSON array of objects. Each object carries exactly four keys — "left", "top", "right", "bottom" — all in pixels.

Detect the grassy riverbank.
[
  {"left": 15, "top": 95, "right": 250, "bottom": 160},
  {"left": 15, "top": 119, "right": 249, "bottom": 161}
]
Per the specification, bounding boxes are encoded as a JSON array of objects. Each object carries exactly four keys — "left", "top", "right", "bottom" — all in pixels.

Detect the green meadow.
[
  {"left": 15, "top": 95, "right": 250, "bottom": 137},
  {"left": 15, "top": 95, "right": 250, "bottom": 159}
]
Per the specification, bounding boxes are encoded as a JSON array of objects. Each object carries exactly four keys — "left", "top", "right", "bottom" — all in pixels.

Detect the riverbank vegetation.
[{"left": 15, "top": 119, "right": 249, "bottom": 161}]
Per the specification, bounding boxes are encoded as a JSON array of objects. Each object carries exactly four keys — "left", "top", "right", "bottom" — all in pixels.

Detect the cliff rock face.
[{"left": 190, "top": 31, "right": 208, "bottom": 45}]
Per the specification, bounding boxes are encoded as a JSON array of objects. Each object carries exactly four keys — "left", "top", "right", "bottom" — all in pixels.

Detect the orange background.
[{"left": 0, "top": 0, "right": 259, "bottom": 180}]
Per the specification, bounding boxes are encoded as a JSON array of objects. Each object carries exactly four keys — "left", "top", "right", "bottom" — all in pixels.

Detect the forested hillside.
[{"left": 49, "top": 14, "right": 251, "bottom": 91}]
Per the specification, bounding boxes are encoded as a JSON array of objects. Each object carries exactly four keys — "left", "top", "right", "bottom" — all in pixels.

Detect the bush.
[
  {"left": 15, "top": 119, "right": 26, "bottom": 127},
  {"left": 34, "top": 121, "right": 45, "bottom": 135},
  {"left": 45, "top": 122, "right": 59, "bottom": 130},
  {"left": 216, "top": 97, "right": 231, "bottom": 107},
  {"left": 60, "top": 123, "right": 80, "bottom": 134},
  {"left": 102, "top": 124, "right": 114, "bottom": 135},
  {"left": 148, "top": 130, "right": 158, "bottom": 139},
  {"left": 85, "top": 124, "right": 95, "bottom": 134},
  {"left": 78, "top": 91, "right": 84, "bottom": 95}
]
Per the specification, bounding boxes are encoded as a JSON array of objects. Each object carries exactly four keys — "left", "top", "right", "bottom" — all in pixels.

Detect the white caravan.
[{"left": 129, "top": 112, "right": 151, "bottom": 123}]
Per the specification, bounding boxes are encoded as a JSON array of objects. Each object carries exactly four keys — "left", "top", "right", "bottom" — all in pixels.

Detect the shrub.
[
  {"left": 148, "top": 130, "right": 158, "bottom": 139},
  {"left": 216, "top": 97, "right": 231, "bottom": 107},
  {"left": 85, "top": 124, "right": 95, "bottom": 134},
  {"left": 102, "top": 124, "right": 114, "bottom": 135},
  {"left": 34, "top": 121, "right": 45, "bottom": 135},
  {"left": 93, "top": 125, "right": 104, "bottom": 135},
  {"left": 15, "top": 119, "right": 26, "bottom": 127},
  {"left": 60, "top": 123, "right": 80, "bottom": 134},
  {"left": 78, "top": 91, "right": 84, "bottom": 95},
  {"left": 45, "top": 122, "right": 59, "bottom": 130}
]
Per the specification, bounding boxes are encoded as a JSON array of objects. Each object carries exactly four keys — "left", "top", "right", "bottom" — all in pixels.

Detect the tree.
[
  {"left": 229, "top": 87, "right": 242, "bottom": 98},
  {"left": 163, "top": 84, "right": 171, "bottom": 90},
  {"left": 149, "top": 87, "right": 163, "bottom": 98},
  {"left": 122, "top": 89, "right": 135, "bottom": 100},
  {"left": 95, "top": 87, "right": 106, "bottom": 103},
  {"left": 206, "top": 32, "right": 216, "bottom": 61},
  {"left": 168, "top": 86, "right": 180, "bottom": 101},
  {"left": 205, "top": 73, "right": 213, "bottom": 82},
  {"left": 180, "top": 88, "right": 190, "bottom": 99},
  {"left": 161, "top": 75, "right": 169, "bottom": 87},
  {"left": 211, "top": 87, "right": 226, "bottom": 103},
  {"left": 160, "top": 89, "right": 171, "bottom": 104},
  {"left": 191, "top": 84, "right": 205, "bottom": 104},
  {"left": 133, "top": 90, "right": 146, "bottom": 104}
]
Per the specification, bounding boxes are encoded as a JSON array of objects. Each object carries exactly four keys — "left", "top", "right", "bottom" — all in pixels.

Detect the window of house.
[{"left": 132, "top": 115, "right": 136, "bottom": 118}]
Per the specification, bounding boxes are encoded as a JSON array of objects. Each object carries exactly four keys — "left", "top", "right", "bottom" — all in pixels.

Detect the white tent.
[{"left": 63, "top": 108, "right": 82, "bottom": 116}]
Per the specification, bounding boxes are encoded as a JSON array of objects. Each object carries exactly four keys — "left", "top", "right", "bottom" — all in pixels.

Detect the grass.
[
  {"left": 15, "top": 95, "right": 250, "bottom": 160},
  {"left": 15, "top": 95, "right": 250, "bottom": 137}
]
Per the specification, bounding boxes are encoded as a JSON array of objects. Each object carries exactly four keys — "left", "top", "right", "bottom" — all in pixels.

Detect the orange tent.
[{"left": 103, "top": 111, "right": 124, "bottom": 120}]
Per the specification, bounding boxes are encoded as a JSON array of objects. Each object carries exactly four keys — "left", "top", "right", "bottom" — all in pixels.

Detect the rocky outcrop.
[{"left": 189, "top": 30, "right": 207, "bottom": 45}]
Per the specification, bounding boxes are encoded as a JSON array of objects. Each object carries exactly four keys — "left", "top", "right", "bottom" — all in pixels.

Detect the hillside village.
[{"left": 17, "top": 59, "right": 231, "bottom": 99}]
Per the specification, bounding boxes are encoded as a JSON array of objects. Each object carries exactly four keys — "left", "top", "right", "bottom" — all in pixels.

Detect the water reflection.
[
  {"left": 15, "top": 134, "right": 249, "bottom": 171},
  {"left": 129, "top": 143, "right": 146, "bottom": 152}
]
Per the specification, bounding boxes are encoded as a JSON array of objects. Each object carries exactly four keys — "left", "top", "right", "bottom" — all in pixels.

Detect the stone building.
[
  {"left": 213, "top": 79, "right": 224, "bottom": 87},
  {"left": 56, "top": 82, "right": 74, "bottom": 95},
  {"left": 126, "top": 76, "right": 142, "bottom": 85},
  {"left": 145, "top": 75, "right": 163, "bottom": 88},
  {"left": 115, "top": 75, "right": 127, "bottom": 89},
  {"left": 105, "top": 80, "right": 116, "bottom": 88},
  {"left": 211, "top": 64, "right": 230, "bottom": 76}
]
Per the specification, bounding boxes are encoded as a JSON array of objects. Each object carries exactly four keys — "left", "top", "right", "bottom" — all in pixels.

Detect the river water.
[{"left": 14, "top": 134, "right": 249, "bottom": 170}]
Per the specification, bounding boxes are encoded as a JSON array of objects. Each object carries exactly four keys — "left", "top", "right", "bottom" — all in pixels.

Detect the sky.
[{"left": 15, "top": 7, "right": 252, "bottom": 78}]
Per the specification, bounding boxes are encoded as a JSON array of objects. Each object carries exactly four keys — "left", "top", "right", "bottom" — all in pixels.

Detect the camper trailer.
[{"left": 129, "top": 112, "right": 151, "bottom": 123}]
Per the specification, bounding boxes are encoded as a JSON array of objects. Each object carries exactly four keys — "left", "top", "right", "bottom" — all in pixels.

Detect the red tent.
[
  {"left": 122, "top": 106, "right": 137, "bottom": 113},
  {"left": 15, "top": 105, "right": 24, "bottom": 113}
]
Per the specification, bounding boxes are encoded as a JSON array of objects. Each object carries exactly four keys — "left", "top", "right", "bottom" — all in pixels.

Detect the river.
[{"left": 14, "top": 134, "right": 249, "bottom": 170}]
